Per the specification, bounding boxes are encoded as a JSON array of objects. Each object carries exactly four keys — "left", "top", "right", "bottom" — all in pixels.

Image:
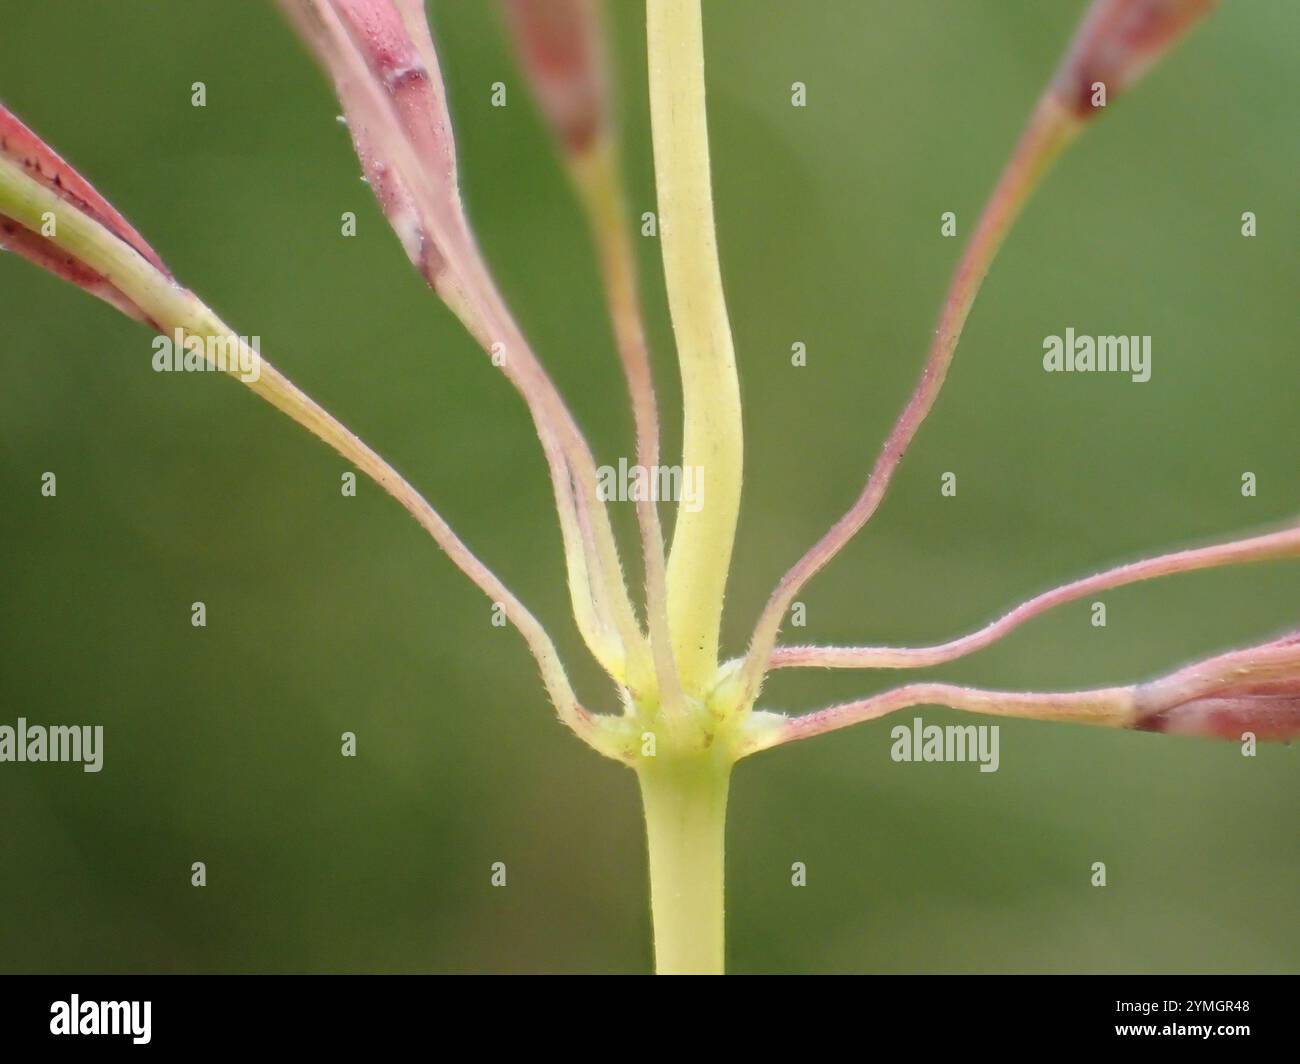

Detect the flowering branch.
[
  {"left": 768, "top": 520, "right": 1300, "bottom": 670},
  {"left": 741, "top": 629, "right": 1300, "bottom": 758},
  {"left": 502, "top": 0, "right": 684, "bottom": 718},
  {"left": 0, "top": 103, "right": 619, "bottom": 760},
  {"left": 278, "top": 0, "right": 653, "bottom": 693},
  {"left": 740, "top": 683, "right": 1136, "bottom": 758},
  {"left": 5, "top": 0, "right": 1276, "bottom": 978},
  {"left": 736, "top": 0, "right": 1219, "bottom": 708}
]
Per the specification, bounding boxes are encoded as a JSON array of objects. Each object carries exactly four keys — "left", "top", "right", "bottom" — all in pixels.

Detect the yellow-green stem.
[
  {"left": 637, "top": 751, "right": 731, "bottom": 974},
  {"left": 646, "top": 0, "right": 743, "bottom": 693}
]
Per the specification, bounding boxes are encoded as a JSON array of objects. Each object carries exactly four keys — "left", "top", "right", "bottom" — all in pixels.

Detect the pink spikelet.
[
  {"left": 0, "top": 102, "right": 171, "bottom": 321},
  {"left": 1051, "top": 0, "right": 1218, "bottom": 118},
  {"left": 1135, "top": 631, "right": 1300, "bottom": 741},
  {"left": 500, "top": 0, "right": 606, "bottom": 156}
]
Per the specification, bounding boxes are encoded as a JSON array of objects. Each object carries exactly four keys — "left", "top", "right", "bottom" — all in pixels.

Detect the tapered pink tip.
[
  {"left": 1135, "top": 631, "right": 1300, "bottom": 742},
  {"left": 1051, "top": 0, "right": 1218, "bottom": 119},
  {"left": 501, "top": 0, "right": 606, "bottom": 155},
  {"left": 0, "top": 102, "right": 170, "bottom": 320}
]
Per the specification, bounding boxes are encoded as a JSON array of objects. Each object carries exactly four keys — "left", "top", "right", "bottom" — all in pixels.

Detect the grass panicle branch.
[
  {"left": 744, "top": 629, "right": 1300, "bottom": 756},
  {"left": 280, "top": 0, "right": 652, "bottom": 692},
  {"left": 2, "top": 0, "right": 1282, "bottom": 978},
  {"left": 502, "top": 0, "right": 684, "bottom": 718},
  {"left": 0, "top": 102, "right": 618, "bottom": 759},
  {"left": 768, "top": 521, "right": 1300, "bottom": 670},
  {"left": 736, "top": 0, "right": 1219, "bottom": 710}
]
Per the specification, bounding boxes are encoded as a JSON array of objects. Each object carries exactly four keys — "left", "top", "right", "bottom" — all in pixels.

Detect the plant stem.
[
  {"left": 738, "top": 97, "right": 1080, "bottom": 705},
  {"left": 0, "top": 150, "right": 621, "bottom": 759},
  {"left": 637, "top": 751, "right": 732, "bottom": 974},
  {"left": 646, "top": 0, "right": 743, "bottom": 693}
]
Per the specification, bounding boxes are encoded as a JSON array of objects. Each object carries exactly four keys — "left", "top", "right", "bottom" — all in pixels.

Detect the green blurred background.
[{"left": 1, "top": 1, "right": 1296, "bottom": 973}]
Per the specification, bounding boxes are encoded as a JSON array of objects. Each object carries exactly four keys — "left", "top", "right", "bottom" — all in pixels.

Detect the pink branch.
[
  {"left": 0, "top": 98, "right": 608, "bottom": 752},
  {"left": 741, "top": 682, "right": 1136, "bottom": 757},
  {"left": 501, "top": 0, "right": 683, "bottom": 711},
  {"left": 737, "top": 0, "right": 1220, "bottom": 705},
  {"left": 744, "top": 627, "right": 1300, "bottom": 758},
  {"left": 770, "top": 521, "right": 1300, "bottom": 670},
  {"left": 280, "top": 0, "right": 650, "bottom": 685},
  {"left": 736, "top": 96, "right": 1080, "bottom": 702}
]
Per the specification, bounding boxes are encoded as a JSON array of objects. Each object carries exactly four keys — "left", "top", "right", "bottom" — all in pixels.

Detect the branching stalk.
[
  {"left": 738, "top": 97, "right": 1081, "bottom": 705},
  {"left": 738, "top": 0, "right": 1219, "bottom": 710},
  {"left": 742, "top": 626, "right": 1300, "bottom": 757},
  {"left": 281, "top": 0, "right": 653, "bottom": 693},
  {"left": 500, "top": 0, "right": 683, "bottom": 715},
  {"left": 0, "top": 150, "right": 619, "bottom": 759}
]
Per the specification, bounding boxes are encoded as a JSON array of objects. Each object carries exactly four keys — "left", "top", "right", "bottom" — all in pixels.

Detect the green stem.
[
  {"left": 637, "top": 751, "right": 732, "bottom": 974},
  {"left": 646, "top": 0, "right": 743, "bottom": 693}
]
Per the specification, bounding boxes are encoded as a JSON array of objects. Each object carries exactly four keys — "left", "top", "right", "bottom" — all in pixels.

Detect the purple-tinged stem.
[
  {"left": 280, "top": 0, "right": 652, "bottom": 690},
  {"left": 769, "top": 521, "right": 1300, "bottom": 670},
  {"left": 738, "top": 0, "right": 1219, "bottom": 708},
  {"left": 744, "top": 628, "right": 1300, "bottom": 757},
  {"left": 0, "top": 135, "right": 613, "bottom": 757},
  {"left": 580, "top": 148, "right": 683, "bottom": 717},
  {"left": 741, "top": 682, "right": 1136, "bottom": 757},
  {"left": 737, "top": 97, "right": 1081, "bottom": 703},
  {"left": 501, "top": 0, "right": 684, "bottom": 717}
]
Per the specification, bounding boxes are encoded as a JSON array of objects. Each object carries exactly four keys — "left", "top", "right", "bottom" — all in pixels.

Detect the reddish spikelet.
[
  {"left": 279, "top": 0, "right": 467, "bottom": 291},
  {"left": 501, "top": 0, "right": 606, "bottom": 155},
  {"left": 331, "top": 0, "right": 458, "bottom": 184},
  {"left": 0, "top": 102, "right": 170, "bottom": 320},
  {"left": 1135, "top": 631, "right": 1300, "bottom": 741},
  {"left": 1051, "top": 0, "right": 1218, "bottom": 118}
]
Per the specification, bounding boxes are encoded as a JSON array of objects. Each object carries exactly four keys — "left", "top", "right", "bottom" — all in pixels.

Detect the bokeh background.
[{"left": 1, "top": 1, "right": 1296, "bottom": 973}]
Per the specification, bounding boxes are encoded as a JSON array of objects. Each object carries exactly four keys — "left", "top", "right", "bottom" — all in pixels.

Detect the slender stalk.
[
  {"left": 741, "top": 626, "right": 1300, "bottom": 756},
  {"left": 571, "top": 141, "right": 684, "bottom": 717},
  {"left": 500, "top": 0, "right": 685, "bottom": 713},
  {"left": 453, "top": 242, "right": 656, "bottom": 695},
  {"left": 768, "top": 520, "right": 1300, "bottom": 670},
  {"left": 646, "top": 0, "right": 743, "bottom": 694},
  {"left": 637, "top": 750, "right": 731, "bottom": 974},
  {"left": 737, "top": 0, "right": 1219, "bottom": 708},
  {"left": 0, "top": 151, "right": 622, "bottom": 759},
  {"left": 282, "top": 0, "right": 653, "bottom": 692},
  {"left": 738, "top": 97, "right": 1081, "bottom": 706},
  {"left": 740, "top": 682, "right": 1136, "bottom": 758}
]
